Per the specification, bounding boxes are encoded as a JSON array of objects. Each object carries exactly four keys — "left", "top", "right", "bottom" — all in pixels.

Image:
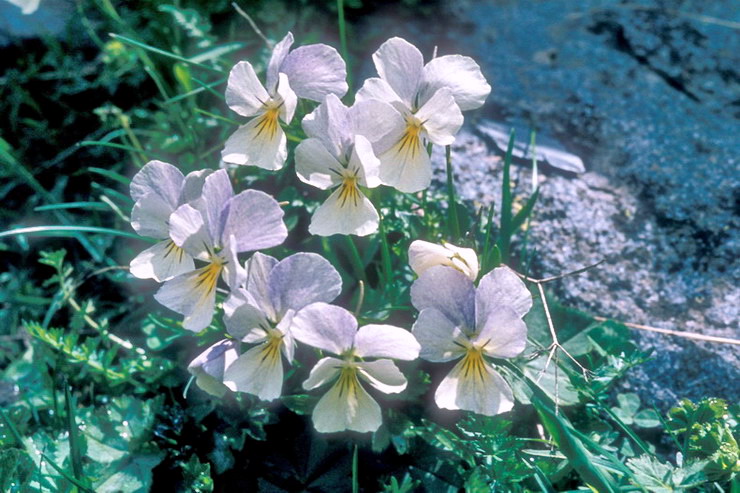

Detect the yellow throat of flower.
[
  {"left": 335, "top": 365, "right": 360, "bottom": 398},
  {"left": 193, "top": 258, "right": 224, "bottom": 298},
  {"left": 255, "top": 105, "right": 281, "bottom": 139},
  {"left": 337, "top": 174, "right": 361, "bottom": 208},
  {"left": 460, "top": 346, "right": 488, "bottom": 382},
  {"left": 394, "top": 117, "right": 424, "bottom": 160},
  {"left": 259, "top": 330, "right": 284, "bottom": 365}
]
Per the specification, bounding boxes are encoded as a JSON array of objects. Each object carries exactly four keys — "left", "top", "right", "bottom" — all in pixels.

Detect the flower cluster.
[{"left": 128, "top": 32, "right": 531, "bottom": 433}]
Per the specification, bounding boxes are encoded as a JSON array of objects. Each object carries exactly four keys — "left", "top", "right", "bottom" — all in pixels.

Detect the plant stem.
[
  {"left": 445, "top": 145, "right": 461, "bottom": 239},
  {"left": 336, "top": 0, "right": 353, "bottom": 94}
]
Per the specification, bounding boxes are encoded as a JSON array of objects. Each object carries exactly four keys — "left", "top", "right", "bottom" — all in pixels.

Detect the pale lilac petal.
[
  {"left": 349, "top": 99, "right": 406, "bottom": 149},
  {"left": 476, "top": 266, "right": 533, "bottom": 322},
  {"left": 350, "top": 135, "right": 381, "bottom": 189},
  {"left": 223, "top": 343, "right": 285, "bottom": 401},
  {"left": 377, "top": 125, "right": 432, "bottom": 193},
  {"left": 357, "top": 359, "right": 408, "bottom": 394},
  {"left": 180, "top": 169, "right": 213, "bottom": 204},
  {"left": 223, "top": 289, "right": 269, "bottom": 340},
  {"left": 355, "top": 77, "right": 405, "bottom": 109},
  {"left": 410, "top": 265, "right": 475, "bottom": 329},
  {"left": 187, "top": 339, "right": 239, "bottom": 397},
  {"left": 268, "top": 253, "right": 342, "bottom": 316},
  {"left": 280, "top": 43, "right": 348, "bottom": 101},
  {"left": 476, "top": 305, "right": 528, "bottom": 359},
  {"left": 226, "top": 61, "right": 270, "bottom": 117},
  {"left": 244, "top": 252, "right": 279, "bottom": 316},
  {"left": 295, "top": 138, "right": 344, "bottom": 190},
  {"left": 301, "top": 93, "right": 350, "bottom": 156},
  {"left": 308, "top": 187, "right": 379, "bottom": 237},
  {"left": 420, "top": 54, "right": 491, "bottom": 111},
  {"left": 220, "top": 234, "right": 245, "bottom": 289},
  {"left": 130, "top": 193, "right": 173, "bottom": 239},
  {"left": 415, "top": 87, "right": 463, "bottom": 146},
  {"left": 129, "top": 239, "right": 194, "bottom": 282},
  {"left": 200, "top": 169, "right": 234, "bottom": 242},
  {"left": 312, "top": 371, "right": 381, "bottom": 433},
  {"left": 354, "top": 324, "right": 420, "bottom": 361},
  {"left": 266, "top": 32, "right": 294, "bottom": 93},
  {"left": 130, "top": 160, "right": 184, "bottom": 205},
  {"left": 372, "top": 37, "right": 423, "bottom": 108},
  {"left": 168, "top": 203, "right": 212, "bottom": 260},
  {"left": 155, "top": 265, "right": 221, "bottom": 332},
  {"left": 302, "top": 356, "right": 342, "bottom": 390},
  {"left": 275, "top": 73, "right": 297, "bottom": 124},
  {"left": 222, "top": 189, "right": 287, "bottom": 252},
  {"left": 412, "top": 308, "right": 467, "bottom": 362},
  {"left": 434, "top": 360, "right": 514, "bottom": 416},
  {"left": 221, "top": 118, "right": 287, "bottom": 170},
  {"left": 291, "top": 302, "right": 356, "bottom": 355},
  {"left": 276, "top": 310, "right": 296, "bottom": 361}
]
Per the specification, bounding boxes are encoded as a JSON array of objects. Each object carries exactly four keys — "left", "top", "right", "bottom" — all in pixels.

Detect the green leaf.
[
  {"left": 0, "top": 448, "right": 35, "bottom": 492},
  {"left": 281, "top": 394, "right": 318, "bottom": 416},
  {"left": 95, "top": 454, "right": 164, "bottom": 493},
  {"left": 180, "top": 455, "right": 214, "bottom": 493}
]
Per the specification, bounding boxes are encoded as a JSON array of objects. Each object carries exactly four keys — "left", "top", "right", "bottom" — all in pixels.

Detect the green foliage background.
[{"left": 0, "top": 0, "right": 737, "bottom": 491}]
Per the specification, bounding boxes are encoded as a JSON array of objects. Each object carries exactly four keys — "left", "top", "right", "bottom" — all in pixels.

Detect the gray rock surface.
[{"left": 418, "top": 0, "right": 740, "bottom": 408}]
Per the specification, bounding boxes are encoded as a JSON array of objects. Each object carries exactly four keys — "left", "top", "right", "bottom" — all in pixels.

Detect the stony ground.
[{"left": 416, "top": 0, "right": 739, "bottom": 408}]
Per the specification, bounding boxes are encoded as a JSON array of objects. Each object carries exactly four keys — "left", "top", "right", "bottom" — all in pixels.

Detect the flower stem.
[
  {"left": 336, "top": 0, "right": 353, "bottom": 94},
  {"left": 445, "top": 145, "right": 461, "bottom": 239}
]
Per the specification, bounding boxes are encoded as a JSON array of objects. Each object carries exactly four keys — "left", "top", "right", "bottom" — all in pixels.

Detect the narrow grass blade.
[
  {"left": 352, "top": 444, "right": 359, "bottom": 493},
  {"left": 40, "top": 454, "right": 95, "bottom": 493},
  {"left": 336, "top": 0, "right": 353, "bottom": 93},
  {"left": 110, "top": 33, "right": 224, "bottom": 73},
  {"left": 34, "top": 202, "right": 108, "bottom": 212},
  {"left": 88, "top": 166, "right": 131, "bottom": 186},
  {"left": 344, "top": 236, "right": 368, "bottom": 284},
  {"left": 445, "top": 145, "right": 461, "bottom": 239},
  {"left": 0, "top": 225, "right": 146, "bottom": 241},
  {"left": 511, "top": 188, "right": 539, "bottom": 232},
  {"left": 498, "top": 130, "right": 515, "bottom": 263},
  {"left": 64, "top": 383, "right": 84, "bottom": 482}
]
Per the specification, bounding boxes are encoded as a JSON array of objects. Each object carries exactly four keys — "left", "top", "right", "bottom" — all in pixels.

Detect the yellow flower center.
[
  {"left": 460, "top": 346, "right": 488, "bottom": 383},
  {"left": 193, "top": 257, "right": 224, "bottom": 298},
  {"left": 255, "top": 105, "right": 281, "bottom": 139},
  {"left": 335, "top": 365, "right": 360, "bottom": 398},
  {"left": 258, "top": 330, "right": 284, "bottom": 364},
  {"left": 337, "top": 174, "right": 361, "bottom": 207}
]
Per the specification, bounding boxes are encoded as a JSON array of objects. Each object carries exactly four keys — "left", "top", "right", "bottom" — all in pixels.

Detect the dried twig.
[
  {"left": 232, "top": 2, "right": 272, "bottom": 48},
  {"left": 593, "top": 316, "right": 740, "bottom": 346}
]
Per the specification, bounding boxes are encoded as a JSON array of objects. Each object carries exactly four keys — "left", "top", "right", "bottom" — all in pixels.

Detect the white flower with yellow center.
[
  {"left": 355, "top": 37, "right": 491, "bottom": 193},
  {"left": 128, "top": 160, "right": 211, "bottom": 282},
  {"left": 220, "top": 252, "right": 342, "bottom": 401},
  {"left": 187, "top": 339, "right": 239, "bottom": 397},
  {"left": 154, "top": 170, "right": 288, "bottom": 332},
  {"left": 411, "top": 265, "right": 531, "bottom": 416},
  {"left": 296, "top": 94, "right": 400, "bottom": 236},
  {"left": 408, "top": 239, "right": 479, "bottom": 281},
  {"left": 222, "top": 32, "right": 348, "bottom": 170},
  {"left": 291, "top": 303, "right": 421, "bottom": 433}
]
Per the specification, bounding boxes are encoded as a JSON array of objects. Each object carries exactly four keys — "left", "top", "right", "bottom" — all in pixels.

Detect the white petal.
[
  {"left": 295, "top": 138, "right": 343, "bottom": 190},
  {"left": 279, "top": 43, "right": 348, "bottom": 101},
  {"left": 308, "top": 186, "right": 379, "bottom": 237},
  {"left": 410, "top": 265, "right": 476, "bottom": 329},
  {"left": 412, "top": 308, "right": 467, "bottom": 363},
  {"left": 222, "top": 189, "right": 288, "bottom": 253},
  {"left": 223, "top": 290, "right": 269, "bottom": 340},
  {"left": 349, "top": 99, "right": 406, "bottom": 148},
  {"left": 476, "top": 305, "right": 528, "bottom": 359},
  {"left": 180, "top": 169, "right": 213, "bottom": 204},
  {"left": 154, "top": 263, "right": 221, "bottom": 332},
  {"left": 221, "top": 117, "right": 287, "bottom": 170},
  {"left": 130, "top": 160, "right": 184, "bottom": 205},
  {"left": 130, "top": 193, "right": 173, "bottom": 239},
  {"left": 266, "top": 32, "right": 294, "bottom": 93},
  {"left": 377, "top": 124, "right": 432, "bottom": 193},
  {"left": 168, "top": 203, "right": 212, "bottom": 260},
  {"left": 301, "top": 93, "right": 350, "bottom": 157},
  {"left": 445, "top": 242, "right": 480, "bottom": 281},
  {"left": 130, "top": 239, "right": 194, "bottom": 282},
  {"left": 268, "top": 252, "right": 342, "bottom": 316},
  {"left": 372, "top": 37, "right": 423, "bottom": 108},
  {"left": 187, "top": 339, "right": 239, "bottom": 397},
  {"left": 415, "top": 88, "right": 463, "bottom": 146},
  {"left": 434, "top": 357, "right": 514, "bottom": 416},
  {"left": 408, "top": 240, "right": 478, "bottom": 281},
  {"left": 350, "top": 135, "right": 381, "bottom": 189},
  {"left": 302, "top": 356, "right": 342, "bottom": 390},
  {"left": 290, "top": 302, "right": 357, "bottom": 355},
  {"left": 476, "top": 266, "right": 533, "bottom": 321},
  {"left": 244, "top": 252, "right": 279, "bottom": 316},
  {"left": 357, "top": 359, "right": 408, "bottom": 394},
  {"left": 226, "top": 61, "right": 270, "bottom": 117},
  {"left": 312, "top": 369, "right": 382, "bottom": 433},
  {"left": 223, "top": 343, "right": 284, "bottom": 401},
  {"left": 198, "top": 170, "right": 234, "bottom": 242},
  {"left": 354, "top": 324, "right": 420, "bottom": 361},
  {"left": 275, "top": 72, "right": 297, "bottom": 124},
  {"left": 420, "top": 54, "right": 491, "bottom": 111},
  {"left": 355, "top": 77, "right": 405, "bottom": 109}
]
